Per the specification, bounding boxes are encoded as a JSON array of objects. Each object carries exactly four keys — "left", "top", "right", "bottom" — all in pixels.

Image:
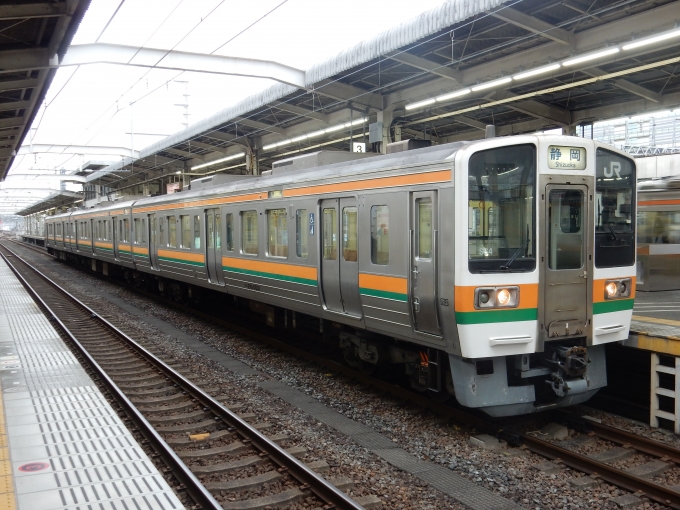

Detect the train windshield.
[
  {"left": 595, "top": 148, "right": 635, "bottom": 268},
  {"left": 468, "top": 144, "right": 536, "bottom": 273}
]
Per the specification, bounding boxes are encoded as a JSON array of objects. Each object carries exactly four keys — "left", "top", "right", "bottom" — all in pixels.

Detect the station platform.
[
  {"left": 624, "top": 289, "right": 680, "bottom": 354},
  {"left": 0, "top": 256, "right": 183, "bottom": 509}
]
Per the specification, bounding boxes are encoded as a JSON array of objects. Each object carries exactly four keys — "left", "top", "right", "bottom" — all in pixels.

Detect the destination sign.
[{"left": 547, "top": 145, "right": 586, "bottom": 170}]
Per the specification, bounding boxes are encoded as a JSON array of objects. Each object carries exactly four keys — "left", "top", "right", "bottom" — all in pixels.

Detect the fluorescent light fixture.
[
  {"left": 175, "top": 171, "right": 181, "bottom": 174},
  {"left": 436, "top": 88, "right": 471, "bottom": 102},
  {"left": 513, "top": 63, "right": 561, "bottom": 80},
  {"left": 405, "top": 98, "right": 436, "bottom": 110},
  {"left": 190, "top": 152, "right": 245, "bottom": 170},
  {"left": 471, "top": 77, "right": 512, "bottom": 92},
  {"left": 325, "top": 124, "right": 346, "bottom": 133},
  {"left": 262, "top": 118, "right": 368, "bottom": 151},
  {"left": 623, "top": 28, "right": 680, "bottom": 50},
  {"left": 562, "top": 47, "right": 619, "bottom": 66}
]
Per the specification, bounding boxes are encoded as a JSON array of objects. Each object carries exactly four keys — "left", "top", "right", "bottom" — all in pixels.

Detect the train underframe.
[{"left": 50, "top": 248, "right": 607, "bottom": 417}]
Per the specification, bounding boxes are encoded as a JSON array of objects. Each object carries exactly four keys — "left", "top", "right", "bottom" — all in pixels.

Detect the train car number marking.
[
  {"left": 245, "top": 283, "right": 261, "bottom": 291},
  {"left": 440, "top": 298, "right": 449, "bottom": 306}
]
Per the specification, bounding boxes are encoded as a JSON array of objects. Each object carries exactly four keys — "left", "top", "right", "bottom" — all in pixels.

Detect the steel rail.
[
  {"left": 560, "top": 413, "right": 680, "bottom": 465},
  {"left": 520, "top": 433, "right": 680, "bottom": 509},
  {"left": 0, "top": 247, "right": 223, "bottom": 510},
  {"left": 0, "top": 243, "right": 365, "bottom": 510}
]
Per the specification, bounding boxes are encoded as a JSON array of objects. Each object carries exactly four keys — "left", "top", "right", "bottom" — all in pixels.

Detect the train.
[
  {"left": 44, "top": 134, "right": 637, "bottom": 417},
  {"left": 636, "top": 177, "right": 680, "bottom": 291}
]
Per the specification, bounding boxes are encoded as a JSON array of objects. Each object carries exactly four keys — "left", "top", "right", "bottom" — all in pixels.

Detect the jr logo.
[{"left": 604, "top": 161, "right": 621, "bottom": 179}]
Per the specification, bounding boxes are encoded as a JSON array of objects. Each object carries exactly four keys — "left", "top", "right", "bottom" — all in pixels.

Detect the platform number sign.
[{"left": 309, "top": 213, "right": 315, "bottom": 235}]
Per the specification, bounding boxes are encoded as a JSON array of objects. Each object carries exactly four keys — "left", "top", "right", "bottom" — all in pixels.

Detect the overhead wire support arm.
[{"left": 57, "top": 43, "right": 307, "bottom": 89}]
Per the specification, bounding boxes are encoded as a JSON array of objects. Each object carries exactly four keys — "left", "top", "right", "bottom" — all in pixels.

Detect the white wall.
[{"left": 635, "top": 154, "right": 680, "bottom": 179}]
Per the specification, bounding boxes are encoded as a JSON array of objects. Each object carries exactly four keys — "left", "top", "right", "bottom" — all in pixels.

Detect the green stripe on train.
[
  {"left": 159, "top": 256, "right": 204, "bottom": 267},
  {"left": 223, "top": 266, "right": 317, "bottom": 287},
  {"left": 359, "top": 288, "right": 408, "bottom": 302},
  {"left": 455, "top": 308, "right": 538, "bottom": 325},
  {"left": 593, "top": 299, "right": 634, "bottom": 315}
]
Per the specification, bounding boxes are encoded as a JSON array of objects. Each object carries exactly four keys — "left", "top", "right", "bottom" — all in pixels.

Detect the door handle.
[
  {"left": 579, "top": 271, "right": 587, "bottom": 279},
  {"left": 412, "top": 266, "right": 419, "bottom": 281},
  {"left": 413, "top": 297, "right": 420, "bottom": 313}
]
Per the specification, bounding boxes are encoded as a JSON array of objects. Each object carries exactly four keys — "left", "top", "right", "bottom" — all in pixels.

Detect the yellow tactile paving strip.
[
  {"left": 0, "top": 391, "right": 16, "bottom": 510},
  {"left": 632, "top": 315, "right": 680, "bottom": 328}
]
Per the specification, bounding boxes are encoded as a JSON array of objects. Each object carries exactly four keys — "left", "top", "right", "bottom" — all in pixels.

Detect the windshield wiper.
[
  {"left": 608, "top": 224, "right": 618, "bottom": 241},
  {"left": 501, "top": 238, "right": 530, "bottom": 270}
]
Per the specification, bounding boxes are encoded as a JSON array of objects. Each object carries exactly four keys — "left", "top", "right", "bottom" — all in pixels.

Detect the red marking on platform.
[{"left": 18, "top": 462, "right": 50, "bottom": 472}]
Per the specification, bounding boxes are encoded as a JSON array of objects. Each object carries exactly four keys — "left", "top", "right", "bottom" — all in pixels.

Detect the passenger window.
[
  {"left": 226, "top": 213, "right": 234, "bottom": 251},
  {"left": 124, "top": 219, "right": 130, "bottom": 243},
  {"left": 215, "top": 214, "right": 221, "bottom": 248},
  {"left": 194, "top": 215, "right": 201, "bottom": 249},
  {"left": 207, "top": 214, "right": 214, "bottom": 249},
  {"left": 267, "top": 209, "right": 288, "bottom": 258},
  {"left": 142, "top": 219, "right": 146, "bottom": 243},
  {"left": 296, "top": 209, "right": 308, "bottom": 258},
  {"left": 322, "top": 208, "right": 337, "bottom": 260},
  {"left": 242, "top": 210, "right": 258, "bottom": 255},
  {"left": 342, "top": 206, "right": 357, "bottom": 262},
  {"left": 417, "top": 199, "right": 433, "bottom": 259},
  {"left": 168, "top": 216, "right": 177, "bottom": 247},
  {"left": 370, "top": 205, "right": 389, "bottom": 265},
  {"left": 180, "top": 215, "right": 191, "bottom": 248}
]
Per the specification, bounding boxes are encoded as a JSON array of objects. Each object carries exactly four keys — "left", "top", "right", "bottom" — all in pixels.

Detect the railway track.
[
  {"left": 0, "top": 243, "right": 369, "bottom": 510},
  {"left": 10, "top": 238, "right": 680, "bottom": 508}
]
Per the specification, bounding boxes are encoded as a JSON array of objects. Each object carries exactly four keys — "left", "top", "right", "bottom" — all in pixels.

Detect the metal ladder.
[{"left": 650, "top": 353, "right": 680, "bottom": 433}]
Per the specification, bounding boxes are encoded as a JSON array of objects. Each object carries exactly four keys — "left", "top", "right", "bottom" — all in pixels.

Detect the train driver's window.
[
  {"left": 168, "top": 216, "right": 177, "bottom": 248},
  {"left": 242, "top": 210, "right": 258, "bottom": 255},
  {"left": 296, "top": 210, "right": 308, "bottom": 258},
  {"left": 267, "top": 209, "right": 288, "bottom": 258},
  {"left": 180, "top": 215, "right": 191, "bottom": 248},
  {"left": 225, "top": 213, "right": 234, "bottom": 251},
  {"left": 342, "top": 206, "right": 357, "bottom": 261},
  {"left": 194, "top": 216, "right": 201, "bottom": 249},
  {"left": 370, "top": 205, "right": 389, "bottom": 265}
]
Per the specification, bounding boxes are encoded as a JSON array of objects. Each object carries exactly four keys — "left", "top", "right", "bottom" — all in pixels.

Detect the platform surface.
[
  {"left": 0, "top": 256, "right": 183, "bottom": 510},
  {"left": 624, "top": 289, "right": 680, "bottom": 354}
]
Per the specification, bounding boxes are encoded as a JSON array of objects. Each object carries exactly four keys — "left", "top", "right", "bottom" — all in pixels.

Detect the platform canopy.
[
  {"left": 5, "top": 0, "right": 680, "bottom": 213},
  {"left": 0, "top": 1, "right": 92, "bottom": 181},
  {"left": 84, "top": 0, "right": 680, "bottom": 194}
]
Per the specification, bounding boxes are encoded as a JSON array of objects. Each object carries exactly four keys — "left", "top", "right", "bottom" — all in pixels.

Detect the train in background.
[
  {"left": 44, "top": 135, "right": 637, "bottom": 417},
  {"left": 637, "top": 177, "right": 680, "bottom": 291}
]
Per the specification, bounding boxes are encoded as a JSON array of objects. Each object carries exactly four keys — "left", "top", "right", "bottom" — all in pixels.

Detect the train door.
[
  {"left": 205, "top": 209, "right": 224, "bottom": 285},
  {"left": 410, "top": 191, "right": 441, "bottom": 336},
  {"left": 542, "top": 185, "right": 589, "bottom": 337},
  {"left": 112, "top": 217, "right": 119, "bottom": 260},
  {"left": 148, "top": 214, "right": 159, "bottom": 269},
  {"left": 320, "top": 198, "right": 361, "bottom": 316}
]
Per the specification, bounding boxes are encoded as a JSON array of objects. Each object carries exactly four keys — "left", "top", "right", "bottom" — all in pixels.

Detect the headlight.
[
  {"left": 475, "top": 286, "right": 519, "bottom": 309},
  {"left": 605, "top": 281, "right": 618, "bottom": 299},
  {"left": 497, "top": 289, "right": 511, "bottom": 306},
  {"left": 604, "top": 278, "right": 632, "bottom": 300}
]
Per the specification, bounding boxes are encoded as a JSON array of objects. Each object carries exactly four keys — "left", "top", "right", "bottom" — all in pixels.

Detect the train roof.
[{"left": 48, "top": 135, "right": 626, "bottom": 220}]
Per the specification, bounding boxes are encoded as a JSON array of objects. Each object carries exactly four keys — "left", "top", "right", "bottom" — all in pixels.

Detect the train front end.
[{"left": 451, "top": 136, "right": 635, "bottom": 416}]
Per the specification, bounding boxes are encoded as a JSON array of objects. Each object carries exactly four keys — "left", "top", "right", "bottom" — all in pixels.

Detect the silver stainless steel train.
[
  {"left": 45, "top": 134, "right": 637, "bottom": 416},
  {"left": 637, "top": 177, "right": 680, "bottom": 291}
]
